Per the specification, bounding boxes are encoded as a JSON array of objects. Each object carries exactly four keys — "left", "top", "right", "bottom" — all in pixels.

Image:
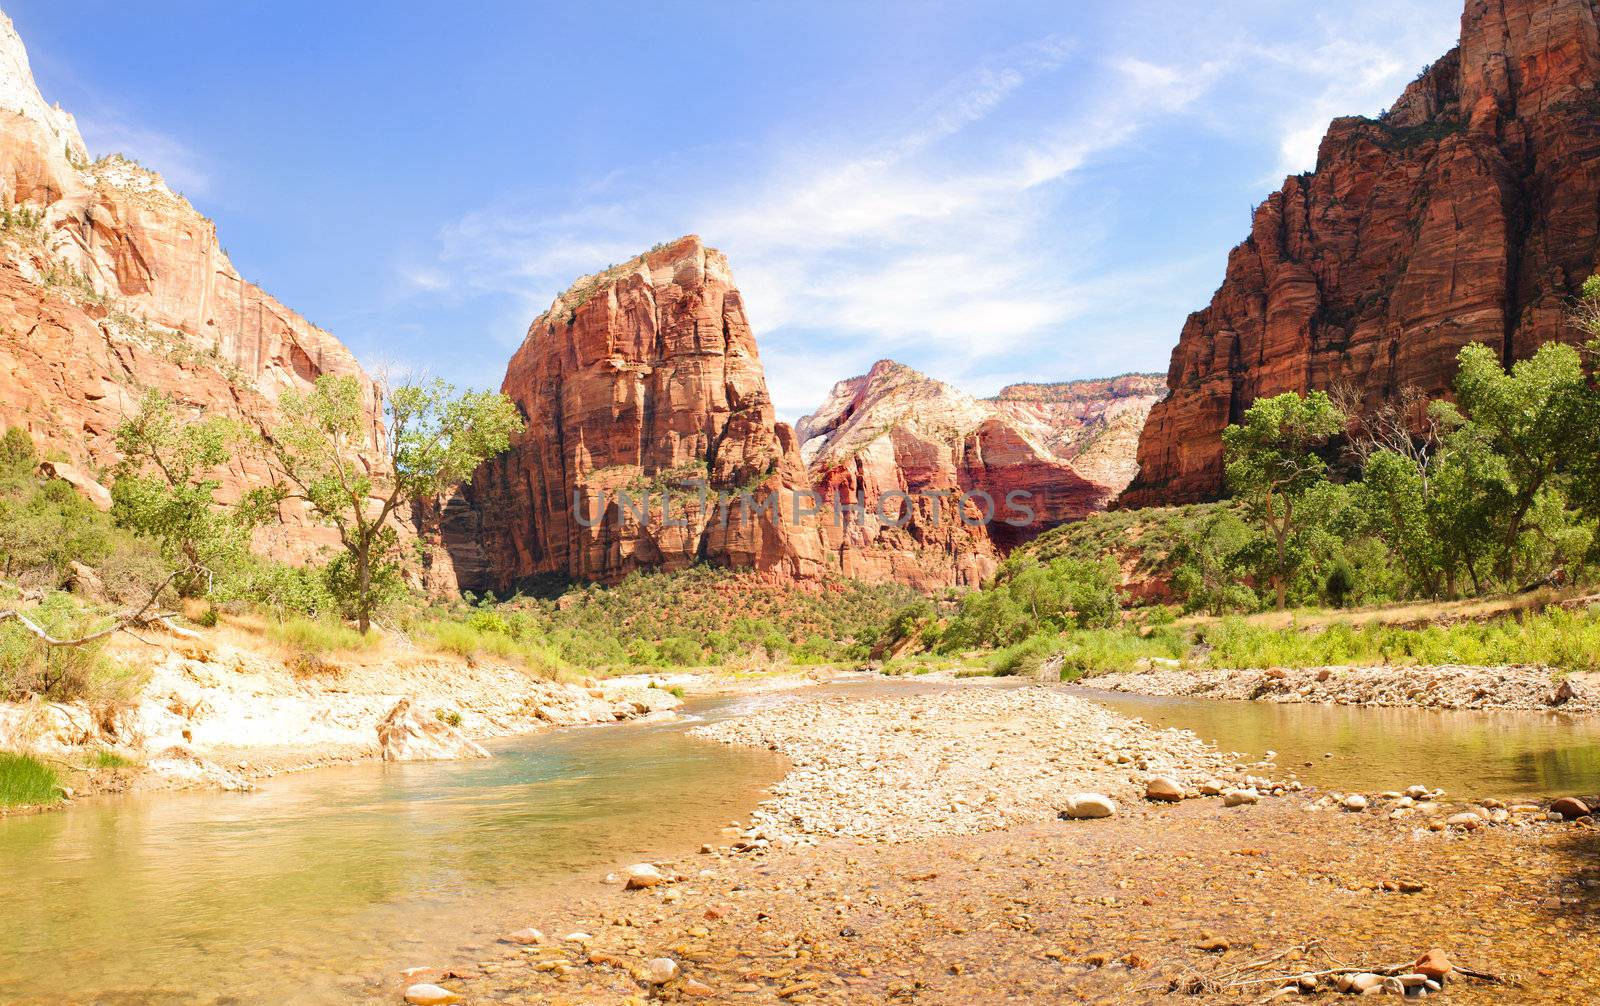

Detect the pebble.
[
  {"left": 624, "top": 863, "right": 668, "bottom": 889},
  {"left": 1223, "top": 788, "right": 1260, "bottom": 807},
  {"left": 1342, "top": 794, "right": 1368, "bottom": 811},
  {"left": 1413, "top": 948, "right": 1452, "bottom": 981},
  {"left": 505, "top": 927, "right": 545, "bottom": 945},
  {"left": 1144, "top": 776, "right": 1184, "bottom": 802},
  {"left": 403, "top": 984, "right": 461, "bottom": 1006},
  {"left": 1551, "top": 797, "right": 1591, "bottom": 820},
  {"left": 1062, "top": 793, "right": 1117, "bottom": 819},
  {"left": 645, "top": 957, "right": 679, "bottom": 984}
]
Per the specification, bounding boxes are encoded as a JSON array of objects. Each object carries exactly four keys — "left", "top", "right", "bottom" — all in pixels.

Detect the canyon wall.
[
  {"left": 462, "top": 236, "right": 826, "bottom": 589},
  {"left": 0, "top": 12, "right": 388, "bottom": 563},
  {"left": 1125, "top": 0, "right": 1600, "bottom": 506},
  {"left": 797, "top": 362, "right": 1163, "bottom": 589}
]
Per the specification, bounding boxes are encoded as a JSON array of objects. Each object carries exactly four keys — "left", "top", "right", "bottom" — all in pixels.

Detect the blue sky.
[{"left": 8, "top": 1, "right": 1460, "bottom": 422}]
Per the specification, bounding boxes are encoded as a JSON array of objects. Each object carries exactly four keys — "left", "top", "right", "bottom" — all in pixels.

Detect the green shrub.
[
  {"left": 0, "top": 752, "right": 61, "bottom": 807},
  {"left": 86, "top": 749, "right": 137, "bottom": 770},
  {"left": 0, "top": 592, "right": 145, "bottom": 702}
]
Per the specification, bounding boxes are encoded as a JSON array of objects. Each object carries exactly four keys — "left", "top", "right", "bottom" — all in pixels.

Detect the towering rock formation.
[
  {"left": 1125, "top": 0, "right": 1600, "bottom": 506},
  {"left": 464, "top": 236, "right": 826, "bottom": 589},
  {"left": 0, "top": 12, "right": 383, "bottom": 559},
  {"left": 797, "top": 361, "right": 1162, "bottom": 588}
]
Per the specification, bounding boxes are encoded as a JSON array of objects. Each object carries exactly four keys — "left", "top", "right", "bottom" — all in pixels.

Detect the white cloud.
[{"left": 402, "top": 1, "right": 1467, "bottom": 420}]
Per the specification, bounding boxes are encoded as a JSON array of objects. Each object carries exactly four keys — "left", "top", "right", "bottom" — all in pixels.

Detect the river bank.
[
  {"left": 1080, "top": 662, "right": 1598, "bottom": 712},
  {"left": 0, "top": 619, "right": 849, "bottom": 811},
  {"left": 386, "top": 681, "right": 1600, "bottom": 1005}
]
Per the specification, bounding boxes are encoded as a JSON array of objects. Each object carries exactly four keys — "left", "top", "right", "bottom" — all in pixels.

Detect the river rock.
[
  {"left": 404, "top": 984, "right": 462, "bottom": 1006},
  {"left": 1145, "top": 776, "right": 1184, "bottom": 802},
  {"left": 1198, "top": 779, "right": 1224, "bottom": 796},
  {"left": 1223, "top": 788, "right": 1259, "bottom": 807},
  {"left": 1341, "top": 794, "right": 1369, "bottom": 811},
  {"left": 1551, "top": 797, "right": 1591, "bottom": 820},
  {"left": 1063, "top": 793, "right": 1117, "bottom": 819},
  {"left": 1446, "top": 812, "right": 1482, "bottom": 830},
  {"left": 646, "top": 957, "right": 679, "bottom": 983},
  {"left": 625, "top": 863, "right": 668, "bottom": 889},
  {"left": 377, "top": 698, "right": 490, "bottom": 762},
  {"left": 506, "top": 927, "right": 545, "bottom": 945},
  {"left": 1414, "top": 948, "right": 1453, "bottom": 981}
]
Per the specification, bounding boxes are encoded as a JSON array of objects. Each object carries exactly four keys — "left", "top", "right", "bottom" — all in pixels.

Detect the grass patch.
[
  {"left": 85, "top": 750, "right": 137, "bottom": 770},
  {"left": 265, "top": 617, "right": 375, "bottom": 656},
  {"left": 0, "top": 752, "right": 61, "bottom": 808},
  {"left": 1199, "top": 606, "right": 1600, "bottom": 671}
]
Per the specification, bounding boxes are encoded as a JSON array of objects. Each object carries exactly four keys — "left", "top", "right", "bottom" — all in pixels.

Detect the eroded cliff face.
[
  {"left": 463, "top": 236, "right": 826, "bottom": 589},
  {"left": 0, "top": 12, "right": 385, "bottom": 561},
  {"left": 1125, "top": 0, "right": 1600, "bottom": 506},
  {"left": 796, "top": 362, "right": 1162, "bottom": 589}
]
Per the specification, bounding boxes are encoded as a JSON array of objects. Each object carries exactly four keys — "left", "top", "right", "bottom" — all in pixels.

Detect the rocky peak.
[
  {"left": 1125, "top": 0, "right": 1600, "bottom": 506},
  {"left": 459, "top": 235, "right": 825, "bottom": 589},
  {"left": 0, "top": 11, "right": 86, "bottom": 165}
]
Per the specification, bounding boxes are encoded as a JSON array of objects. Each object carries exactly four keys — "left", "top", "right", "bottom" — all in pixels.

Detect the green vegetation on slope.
[{"left": 0, "top": 752, "right": 61, "bottom": 808}]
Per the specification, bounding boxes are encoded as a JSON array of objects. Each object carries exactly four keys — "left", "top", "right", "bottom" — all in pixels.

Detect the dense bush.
[{"left": 0, "top": 591, "right": 146, "bottom": 702}]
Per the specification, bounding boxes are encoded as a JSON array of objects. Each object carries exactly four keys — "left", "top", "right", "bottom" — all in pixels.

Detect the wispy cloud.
[
  {"left": 76, "top": 114, "right": 213, "bottom": 198},
  {"left": 399, "top": 1, "right": 1464, "bottom": 421}
]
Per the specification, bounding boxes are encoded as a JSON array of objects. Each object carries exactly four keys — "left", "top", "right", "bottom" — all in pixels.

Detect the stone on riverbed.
[
  {"left": 505, "top": 927, "right": 545, "bottom": 945},
  {"left": 1414, "top": 948, "right": 1453, "bottom": 981},
  {"left": 1551, "top": 797, "right": 1591, "bottom": 820},
  {"left": 645, "top": 957, "right": 679, "bottom": 983},
  {"left": 1223, "top": 788, "right": 1259, "bottom": 807},
  {"left": 403, "top": 984, "right": 462, "bottom": 1006},
  {"left": 1144, "top": 776, "right": 1184, "bottom": 802},
  {"left": 624, "top": 862, "right": 668, "bottom": 889},
  {"left": 1062, "top": 793, "right": 1117, "bottom": 819},
  {"left": 1341, "top": 794, "right": 1369, "bottom": 811}
]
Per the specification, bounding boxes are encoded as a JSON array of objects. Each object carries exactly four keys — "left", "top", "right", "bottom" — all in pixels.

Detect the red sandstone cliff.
[
  {"left": 463, "top": 236, "right": 826, "bottom": 589},
  {"left": 0, "top": 12, "right": 385, "bottom": 561},
  {"left": 796, "top": 362, "right": 1163, "bottom": 588},
  {"left": 1125, "top": 0, "right": 1600, "bottom": 506}
]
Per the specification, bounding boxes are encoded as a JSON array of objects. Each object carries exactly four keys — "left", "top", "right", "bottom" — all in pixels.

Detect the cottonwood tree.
[
  {"left": 264, "top": 375, "right": 523, "bottom": 633},
  {"left": 1222, "top": 391, "right": 1346, "bottom": 610},
  {"left": 1451, "top": 341, "right": 1589, "bottom": 585},
  {"left": 111, "top": 390, "right": 273, "bottom": 596}
]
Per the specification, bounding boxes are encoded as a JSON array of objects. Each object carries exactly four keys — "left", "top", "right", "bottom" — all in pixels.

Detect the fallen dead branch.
[
  {"left": 0, "top": 570, "right": 183, "bottom": 647},
  {"left": 1130, "top": 940, "right": 1518, "bottom": 997}
]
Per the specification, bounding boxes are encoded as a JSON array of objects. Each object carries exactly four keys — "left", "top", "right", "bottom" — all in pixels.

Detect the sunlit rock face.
[
  {"left": 797, "top": 361, "right": 1163, "bottom": 589},
  {"left": 464, "top": 236, "right": 826, "bottom": 589},
  {"left": 0, "top": 11, "right": 389, "bottom": 564},
  {"left": 1125, "top": 0, "right": 1600, "bottom": 506}
]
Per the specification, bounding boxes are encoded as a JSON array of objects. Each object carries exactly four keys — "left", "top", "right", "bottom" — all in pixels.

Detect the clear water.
[
  {"left": 1080, "top": 687, "right": 1600, "bottom": 799},
  {"left": 0, "top": 692, "right": 792, "bottom": 1004},
  {"left": 6, "top": 679, "right": 1600, "bottom": 1003}
]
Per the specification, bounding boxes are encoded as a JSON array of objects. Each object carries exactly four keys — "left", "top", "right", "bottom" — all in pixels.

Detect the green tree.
[
  {"left": 110, "top": 390, "right": 272, "bottom": 595},
  {"left": 265, "top": 375, "right": 523, "bottom": 632},
  {"left": 1222, "top": 391, "right": 1346, "bottom": 610},
  {"left": 1451, "top": 341, "right": 1588, "bottom": 584}
]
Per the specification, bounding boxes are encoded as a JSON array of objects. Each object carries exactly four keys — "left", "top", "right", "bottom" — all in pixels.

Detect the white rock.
[
  {"left": 1342, "top": 794, "right": 1369, "bottom": 811},
  {"left": 404, "top": 984, "right": 462, "bottom": 1006},
  {"left": 645, "top": 957, "right": 679, "bottom": 984},
  {"left": 1145, "top": 776, "right": 1184, "bottom": 802},
  {"left": 1223, "top": 788, "right": 1260, "bottom": 807},
  {"left": 624, "top": 862, "right": 668, "bottom": 889},
  {"left": 506, "top": 927, "right": 545, "bottom": 945},
  {"left": 1063, "top": 793, "right": 1117, "bottom": 819}
]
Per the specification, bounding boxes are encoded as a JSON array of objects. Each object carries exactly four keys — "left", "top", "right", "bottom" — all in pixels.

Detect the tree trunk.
[{"left": 356, "top": 545, "right": 372, "bottom": 635}]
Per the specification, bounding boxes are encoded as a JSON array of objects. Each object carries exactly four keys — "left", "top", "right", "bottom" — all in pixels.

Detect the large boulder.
[{"left": 376, "top": 699, "right": 490, "bottom": 762}]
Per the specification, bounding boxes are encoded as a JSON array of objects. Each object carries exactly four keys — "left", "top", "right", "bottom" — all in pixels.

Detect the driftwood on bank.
[{"left": 0, "top": 569, "right": 195, "bottom": 647}]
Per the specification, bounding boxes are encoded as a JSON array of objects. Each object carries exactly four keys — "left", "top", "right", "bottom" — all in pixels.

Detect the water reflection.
[
  {"left": 0, "top": 703, "right": 785, "bottom": 1003},
  {"left": 1082, "top": 688, "right": 1600, "bottom": 798}
]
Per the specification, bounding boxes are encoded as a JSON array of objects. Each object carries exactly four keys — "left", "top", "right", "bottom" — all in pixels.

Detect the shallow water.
[
  {"left": 0, "top": 691, "right": 795, "bottom": 1004},
  {"left": 1080, "top": 687, "right": 1600, "bottom": 799}
]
